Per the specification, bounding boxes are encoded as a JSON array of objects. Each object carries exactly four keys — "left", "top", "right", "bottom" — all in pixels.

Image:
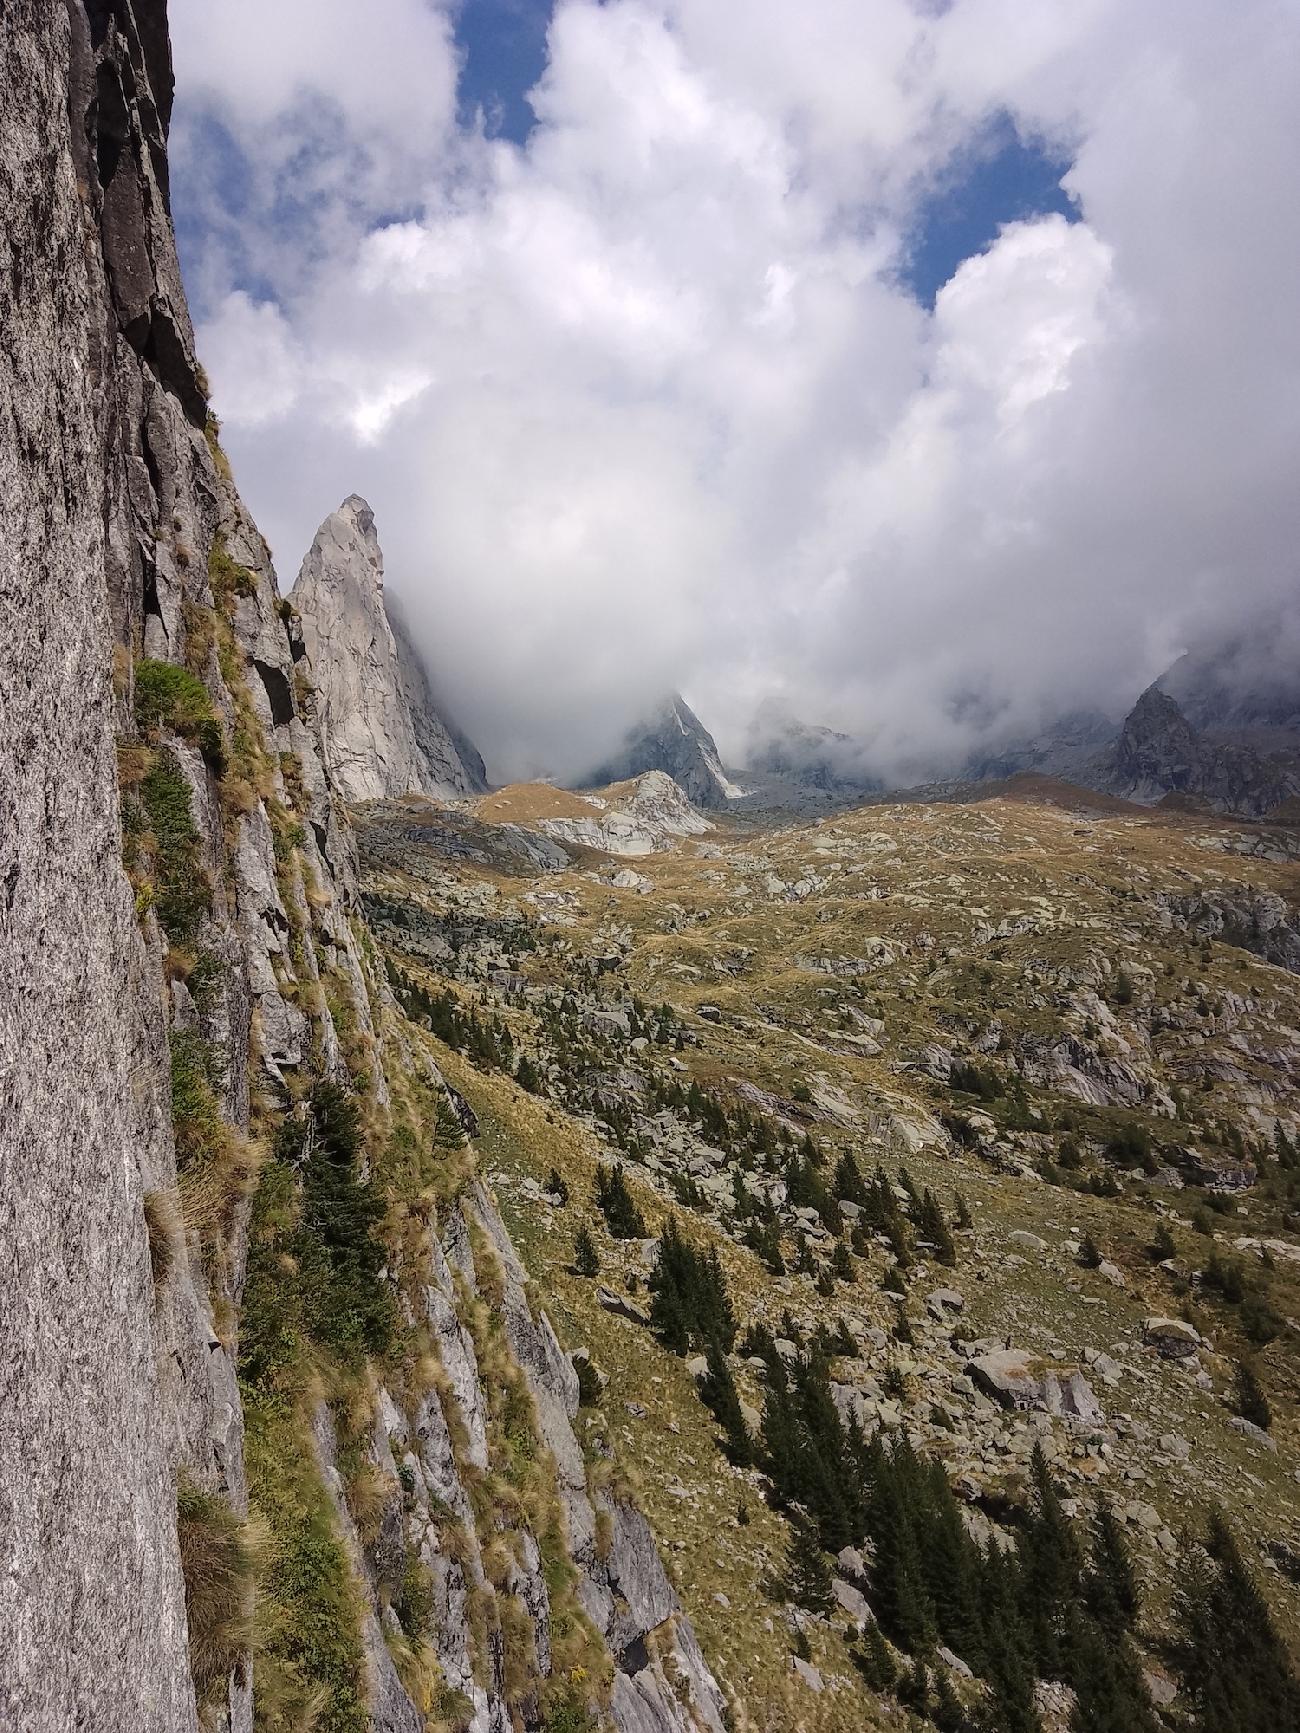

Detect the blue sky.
[
  {"left": 902, "top": 115, "right": 1078, "bottom": 306},
  {"left": 452, "top": 0, "right": 1078, "bottom": 305},
  {"left": 455, "top": 0, "right": 553, "bottom": 142}
]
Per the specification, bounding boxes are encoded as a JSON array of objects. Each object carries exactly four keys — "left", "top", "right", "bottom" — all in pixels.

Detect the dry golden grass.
[
  {"left": 143, "top": 1187, "right": 182, "bottom": 1288},
  {"left": 474, "top": 781, "right": 605, "bottom": 824}
]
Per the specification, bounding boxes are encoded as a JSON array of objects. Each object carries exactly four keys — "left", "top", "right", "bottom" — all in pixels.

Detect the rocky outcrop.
[
  {"left": 290, "top": 496, "right": 486, "bottom": 803},
  {"left": 1159, "top": 886, "right": 1300, "bottom": 975},
  {"left": 585, "top": 694, "right": 743, "bottom": 810},
  {"left": 1102, "top": 685, "right": 1297, "bottom": 816},
  {"left": 540, "top": 770, "right": 713, "bottom": 856}
]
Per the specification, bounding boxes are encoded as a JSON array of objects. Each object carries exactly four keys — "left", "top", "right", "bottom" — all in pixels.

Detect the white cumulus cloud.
[{"left": 170, "top": 0, "right": 1300, "bottom": 784}]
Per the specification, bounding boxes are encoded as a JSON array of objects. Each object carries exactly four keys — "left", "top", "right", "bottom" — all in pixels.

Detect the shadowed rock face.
[
  {"left": 291, "top": 496, "right": 487, "bottom": 803},
  {"left": 584, "top": 694, "right": 743, "bottom": 810},
  {"left": 1107, "top": 685, "right": 1298, "bottom": 817}
]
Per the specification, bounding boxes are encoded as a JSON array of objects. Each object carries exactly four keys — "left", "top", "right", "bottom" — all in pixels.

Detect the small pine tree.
[
  {"left": 1233, "top": 1358, "right": 1272, "bottom": 1431},
  {"left": 573, "top": 1225, "right": 600, "bottom": 1277},
  {"left": 1020, "top": 1442, "right": 1083, "bottom": 1678},
  {"left": 852, "top": 1623, "right": 898, "bottom": 1692},
  {"left": 546, "top": 1166, "right": 570, "bottom": 1205},
  {"left": 953, "top": 1190, "right": 973, "bottom": 1230},
  {"left": 917, "top": 1188, "right": 957, "bottom": 1265},
  {"left": 1077, "top": 1233, "right": 1104, "bottom": 1269},
  {"left": 1169, "top": 1514, "right": 1300, "bottom": 1729},
  {"left": 1066, "top": 1611, "right": 1157, "bottom": 1733},
  {"left": 699, "top": 1336, "right": 752, "bottom": 1466},
  {"left": 782, "top": 1517, "right": 833, "bottom": 1615},
  {"left": 595, "top": 1162, "right": 646, "bottom": 1239},
  {"left": 932, "top": 1670, "right": 966, "bottom": 1733},
  {"left": 433, "top": 1093, "right": 466, "bottom": 1151},
  {"left": 575, "top": 1356, "right": 603, "bottom": 1407},
  {"left": 898, "top": 1659, "right": 932, "bottom": 1714},
  {"left": 1148, "top": 1222, "right": 1176, "bottom": 1262},
  {"left": 1083, "top": 1497, "right": 1139, "bottom": 1638},
  {"left": 514, "top": 1052, "right": 543, "bottom": 1093}
]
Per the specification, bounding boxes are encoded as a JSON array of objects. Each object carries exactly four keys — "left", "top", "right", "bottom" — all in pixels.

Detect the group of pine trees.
[
  {"left": 386, "top": 961, "right": 514, "bottom": 1071},
  {"left": 758, "top": 1380, "right": 1298, "bottom": 1733}
]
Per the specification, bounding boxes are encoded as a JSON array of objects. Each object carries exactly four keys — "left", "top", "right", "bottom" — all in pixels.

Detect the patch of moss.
[
  {"left": 209, "top": 534, "right": 258, "bottom": 604},
  {"left": 134, "top": 658, "right": 224, "bottom": 768}
]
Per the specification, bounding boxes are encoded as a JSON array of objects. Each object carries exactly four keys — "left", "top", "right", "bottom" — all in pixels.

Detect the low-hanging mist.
[{"left": 170, "top": 0, "right": 1300, "bottom": 787}]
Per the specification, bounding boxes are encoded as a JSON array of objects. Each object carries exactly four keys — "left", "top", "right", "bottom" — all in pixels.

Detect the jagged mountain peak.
[
  {"left": 584, "top": 691, "right": 743, "bottom": 809},
  {"left": 290, "top": 497, "right": 486, "bottom": 803}
]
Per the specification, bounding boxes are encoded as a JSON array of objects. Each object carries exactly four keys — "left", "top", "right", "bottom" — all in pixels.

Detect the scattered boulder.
[
  {"left": 831, "top": 1578, "right": 873, "bottom": 1626},
  {"left": 1229, "top": 1415, "right": 1277, "bottom": 1452},
  {"left": 1143, "top": 1317, "right": 1201, "bottom": 1359},
  {"left": 791, "top": 1658, "right": 823, "bottom": 1693},
  {"left": 1008, "top": 1230, "right": 1048, "bottom": 1252},
  {"left": 596, "top": 1286, "right": 652, "bottom": 1326}
]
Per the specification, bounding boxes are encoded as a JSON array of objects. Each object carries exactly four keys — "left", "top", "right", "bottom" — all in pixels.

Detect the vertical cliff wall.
[
  {"left": 1, "top": 5, "right": 199, "bottom": 1727},
  {"left": 0, "top": 8, "right": 725, "bottom": 1732}
]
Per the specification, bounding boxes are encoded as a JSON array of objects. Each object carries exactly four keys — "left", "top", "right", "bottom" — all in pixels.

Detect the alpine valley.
[{"left": 3, "top": 8, "right": 1300, "bottom": 1733}]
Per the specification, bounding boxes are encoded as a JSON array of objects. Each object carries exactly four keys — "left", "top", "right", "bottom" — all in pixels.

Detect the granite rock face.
[
  {"left": 291, "top": 496, "right": 487, "bottom": 803},
  {"left": 1, "top": 11, "right": 725, "bottom": 1732},
  {"left": 1105, "top": 685, "right": 1297, "bottom": 817},
  {"left": 1, "top": 6, "right": 210, "bottom": 1728},
  {"left": 585, "top": 694, "right": 743, "bottom": 810}
]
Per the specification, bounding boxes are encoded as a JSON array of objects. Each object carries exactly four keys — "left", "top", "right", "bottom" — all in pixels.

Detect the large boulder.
[{"left": 969, "top": 1350, "right": 1103, "bottom": 1424}]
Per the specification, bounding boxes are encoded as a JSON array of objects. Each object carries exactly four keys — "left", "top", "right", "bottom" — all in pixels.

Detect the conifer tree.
[
  {"left": 1083, "top": 1497, "right": 1139, "bottom": 1639},
  {"left": 866, "top": 1454, "right": 935, "bottom": 1654},
  {"left": 1078, "top": 1232, "right": 1104, "bottom": 1269},
  {"left": 573, "top": 1225, "right": 600, "bottom": 1277},
  {"left": 699, "top": 1335, "right": 752, "bottom": 1466},
  {"left": 834, "top": 1149, "right": 869, "bottom": 1205},
  {"left": 979, "top": 1540, "right": 1040, "bottom": 1733},
  {"left": 1066, "top": 1611, "right": 1157, "bottom": 1733},
  {"left": 514, "top": 1052, "right": 543, "bottom": 1093},
  {"left": 933, "top": 1670, "right": 967, "bottom": 1733},
  {"left": 433, "top": 1092, "right": 467, "bottom": 1151},
  {"left": 595, "top": 1162, "right": 646, "bottom": 1239},
  {"left": 575, "top": 1355, "right": 603, "bottom": 1407},
  {"left": 648, "top": 1217, "right": 736, "bottom": 1353},
  {"left": 781, "top": 1516, "right": 834, "bottom": 1616},
  {"left": 1019, "top": 1443, "right": 1083, "bottom": 1678},
  {"left": 1169, "top": 1513, "right": 1300, "bottom": 1729},
  {"left": 917, "top": 1188, "right": 957, "bottom": 1265},
  {"left": 1233, "top": 1358, "right": 1272, "bottom": 1430},
  {"left": 851, "top": 1623, "right": 898, "bottom": 1692},
  {"left": 1147, "top": 1222, "right": 1176, "bottom": 1262}
]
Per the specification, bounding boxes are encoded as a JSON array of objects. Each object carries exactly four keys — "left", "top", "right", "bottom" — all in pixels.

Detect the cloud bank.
[{"left": 170, "top": 0, "right": 1300, "bottom": 785}]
